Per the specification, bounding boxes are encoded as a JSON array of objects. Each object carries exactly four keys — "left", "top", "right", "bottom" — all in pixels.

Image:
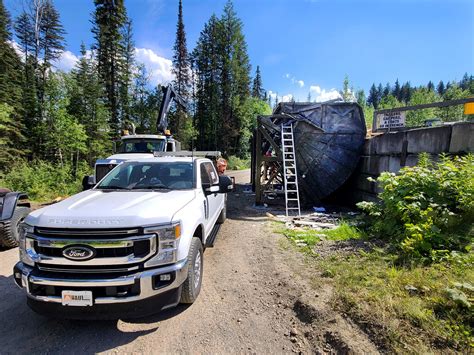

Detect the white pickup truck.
[{"left": 13, "top": 156, "right": 232, "bottom": 319}]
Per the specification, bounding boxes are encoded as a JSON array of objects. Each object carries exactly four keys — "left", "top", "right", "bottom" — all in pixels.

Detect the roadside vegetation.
[
  {"left": 227, "top": 156, "right": 251, "bottom": 170},
  {"left": 276, "top": 154, "right": 474, "bottom": 352}
]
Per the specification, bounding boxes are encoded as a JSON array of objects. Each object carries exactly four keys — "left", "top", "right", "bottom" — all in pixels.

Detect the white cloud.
[
  {"left": 46, "top": 46, "right": 174, "bottom": 86},
  {"left": 53, "top": 50, "right": 79, "bottom": 72},
  {"left": 282, "top": 94, "right": 294, "bottom": 102},
  {"left": 8, "top": 40, "right": 23, "bottom": 58},
  {"left": 310, "top": 85, "right": 341, "bottom": 102},
  {"left": 267, "top": 90, "right": 294, "bottom": 103},
  {"left": 285, "top": 73, "right": 306, "bottom": 88},
  {"left": 134, "top": 47, "right": 173, "bottom": 85}
]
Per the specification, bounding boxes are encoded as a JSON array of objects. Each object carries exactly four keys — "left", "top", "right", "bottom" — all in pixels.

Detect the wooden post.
[{"left": 254, "top": 126, "right": 263, "bottom": 205}]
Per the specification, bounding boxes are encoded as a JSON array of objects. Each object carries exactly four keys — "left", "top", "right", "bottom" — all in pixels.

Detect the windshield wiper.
[
  {"left": 131, "top": 184, "right": 170, "bottom": 190},
  {"left": 97, "top": 185, "right": 130, "bottom": 190}
]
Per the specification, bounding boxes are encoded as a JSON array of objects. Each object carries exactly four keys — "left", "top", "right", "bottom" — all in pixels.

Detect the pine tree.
[
  {"left": 192, "top": 14, "right": 221, "bottom": 150},
  {"left": 340, "top": 75, "right": 354, "bottom": 102},
  {"left": 68, "top": 43, "right": 110, "bottom": 164},
  {"left": 92, "top": 0, "right": 127, "bottom": 133},
  {"left": 460, "top": 73, "right": 470, "bottom": 91},
  {"left": 252, "top": 65, "right": 264, "bottom": 99},
  {"left": 382, "top": 83, "right": 391, "bottom": 99},
  {"left": 377, "top": 83, "right": 383, "bottom": 106},
  {"left": 38, "top": 0, "right": 66, "bottom": 108},
  {"left": 437, "top": 80, "right": 445, "bottom": 96},
  {"left": 0, "top": 0, "right": 25, "bottom": 166},
  {"left": 392, "top": 79, "right": 401, "bottom": 101},
  {"left": 119, "top": 19, "right": 134, "bottom": 124},
  {"left": 218, "top": 0, "right": 251, "bottom": 156},
  {"left": 400, "top": 82, "right": 413, "bottom": 104},
  {"left": 170, "top": 0, "right": 191, "bottom": 144},
  {"left": 427, "top": 80, "right": 435, "bottom": 92},
  {"left": 172, "top": 0, "right": 191, "bottom": 99},
  {"left": 367, "top": 84, "right": 379, "bottom": 109}
]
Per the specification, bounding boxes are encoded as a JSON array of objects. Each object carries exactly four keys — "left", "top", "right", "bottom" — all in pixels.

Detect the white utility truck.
[
  {"left": 83, "top": 84, "right": 185, "bottom": 189},
  {"left": 13, "top": 154, "right": 232, "bottom": 319}
]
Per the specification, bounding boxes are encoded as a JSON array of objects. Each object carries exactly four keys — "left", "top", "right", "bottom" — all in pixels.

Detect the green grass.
[
  {"left": 274, "top": 221, "right": 474, "bottom": 352},
  {"left": 226, "top": 155, "right": 250, "bottom": 170}
]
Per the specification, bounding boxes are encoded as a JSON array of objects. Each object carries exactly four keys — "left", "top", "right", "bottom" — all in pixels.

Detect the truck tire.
[
  {"left": 180, "top": 237, "right": 203, "bottom": 304},
  {"left": 0, "top": 206, "right": 30, "bottom": 248},
  {"left": 217, "top": 198, "right": 227, "bottom": 224}
]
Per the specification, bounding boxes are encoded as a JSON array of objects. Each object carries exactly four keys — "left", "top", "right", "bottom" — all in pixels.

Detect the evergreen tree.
[
  {"left": 118, "top": 19, "right": 134, "bottom": 124},
  {"left": 377, "top": 83, "right": 383, "bottom": 106},
  {"left": 170, "top": 0, "right": 191, "bottom": 144},
  {"left": 0, "top": 0, "right": 25, "bottom": 165},
  {"left": 460, "top": 73, "right": 470, "bottom": 91},
  {"left": 68, "top": 43, "right": 110, "bottom": 164},
  {"left": 382, "top": 83, "right": 391, "bottom": 99},
  {"left": 38, "top": 0, "right": 66, "bottom": 106},
  {"left": 367, "top": 84, "right": 379, "bottom": 109},
  {"left": 14, "top": 13, "right": 33, "bottom": 58},
  {"left": 392, "top": 79, "right": 401, "bottom": 101},
  {"left": 252, "top": 65, "right": 264, "bottom": 99},
  {"left": 340, "top": 75, "right": 354, "bottom": 102},
  {"left": 437, "top": 80, "right": 445, "bottom": 96},
  {"left": 192, "top": 14, "right": 221, "bottom": 151},
  {"left": 218, "top": 0, "right": 251, "bottom": 156},
  {"left": 400, "top": 82, "right": 413, "bottom": 104},
  {"left": 92, "top": 0, "right": 127, "bottom": 133},
  {"left": 427, "top": 80, "right": 435, "bottom": 92}
]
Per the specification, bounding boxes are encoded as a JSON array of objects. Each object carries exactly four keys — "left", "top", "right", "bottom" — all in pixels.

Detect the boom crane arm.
[{"left": 157, "top": 84, "right": 187, "bottom": 134}]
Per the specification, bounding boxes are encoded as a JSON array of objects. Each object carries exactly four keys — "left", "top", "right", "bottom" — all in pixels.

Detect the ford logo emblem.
[{"left": 62, "top": 245, "right": 96, "bottom": 261}]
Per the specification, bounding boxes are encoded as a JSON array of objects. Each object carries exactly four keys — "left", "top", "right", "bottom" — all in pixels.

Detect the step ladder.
[{"left": 281, "top": 123, "right": 301, "bottom": 216}]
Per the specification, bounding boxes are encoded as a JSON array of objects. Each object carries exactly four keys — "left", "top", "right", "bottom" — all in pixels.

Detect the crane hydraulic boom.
[{"left": 157, "top": 84, "right": 187, "bottom": 134}]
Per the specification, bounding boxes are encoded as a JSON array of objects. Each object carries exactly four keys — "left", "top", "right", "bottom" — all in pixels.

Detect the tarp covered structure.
[{"left": 253, "top": 101, "right": 366, "bottom": 204}]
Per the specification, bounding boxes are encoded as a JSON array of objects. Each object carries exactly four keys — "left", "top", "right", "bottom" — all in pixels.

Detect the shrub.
[
  {"left": 357, "top": 153, "right": 474, "bottom": 260},
  {"left": 0, "top": 159, "right": 91, "bottom": 202}
]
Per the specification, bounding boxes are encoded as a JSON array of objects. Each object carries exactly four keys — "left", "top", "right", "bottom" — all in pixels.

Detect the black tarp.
[{"left": 259, "top": 101, "right": 366, "bottom": 203}]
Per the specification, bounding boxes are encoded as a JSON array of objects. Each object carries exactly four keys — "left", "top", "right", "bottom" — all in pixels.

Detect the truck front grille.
[{"left": 28, "top": 227, "right": 157, "bottom": 273}]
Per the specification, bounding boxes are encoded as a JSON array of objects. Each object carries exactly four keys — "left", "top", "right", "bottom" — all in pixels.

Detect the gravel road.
[{"left": 0, "top": 169, "right": 378, "bottom": 354}]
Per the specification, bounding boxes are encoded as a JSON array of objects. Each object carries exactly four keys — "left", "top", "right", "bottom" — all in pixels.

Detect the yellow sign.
[{"left": 464, "top": 102, "right": 474, "bottom": 115}]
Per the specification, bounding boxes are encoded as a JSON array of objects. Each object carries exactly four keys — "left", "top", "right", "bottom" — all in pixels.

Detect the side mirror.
[
  {"left": 82, "top": 175, "right": 95, "bottom": 191},
  {"left": 202, "top": 182, "right": 219, "bottom": 195},
  {"left": 218, "top": 175, "right": 233, "bottom": 193}
]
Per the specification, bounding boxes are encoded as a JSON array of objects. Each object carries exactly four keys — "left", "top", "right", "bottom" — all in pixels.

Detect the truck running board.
[{"left": 205, "top": 223, "right": 221, "bottom": 248}]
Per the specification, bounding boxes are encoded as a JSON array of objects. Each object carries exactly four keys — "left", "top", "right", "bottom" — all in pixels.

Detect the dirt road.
[{"left": 0, "top": 169, "right": 378, "bottom": 354}]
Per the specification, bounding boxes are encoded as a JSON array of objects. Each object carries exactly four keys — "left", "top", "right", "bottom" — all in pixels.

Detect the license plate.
[{"left": 61, "top": 290, "right": 93, "bottom": 306}]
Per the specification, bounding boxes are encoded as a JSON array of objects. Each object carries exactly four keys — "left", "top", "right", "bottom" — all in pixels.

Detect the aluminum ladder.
[{"left": 281, "top": 123, "right": 301, "bottom": 216}]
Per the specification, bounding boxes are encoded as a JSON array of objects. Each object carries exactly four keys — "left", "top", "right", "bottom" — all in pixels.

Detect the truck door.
[{"left": 200, "top": 162, "right": 222, "bottom": 234}]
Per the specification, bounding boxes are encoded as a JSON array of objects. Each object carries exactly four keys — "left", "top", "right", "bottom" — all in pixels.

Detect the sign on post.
[
  {"left": 464, "top": 102, "right": 474, "bottom": 115},
  {"left": 376, "top": 111, "right": 406, "bottom": 129}
]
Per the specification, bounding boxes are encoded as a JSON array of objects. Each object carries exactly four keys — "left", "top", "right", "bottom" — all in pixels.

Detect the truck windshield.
[
  {"left": 96, "top": 162, "right": 194, "bottom": 190},
  {"left": 118, "top": 139, "right": 166, "bottom": 153}
]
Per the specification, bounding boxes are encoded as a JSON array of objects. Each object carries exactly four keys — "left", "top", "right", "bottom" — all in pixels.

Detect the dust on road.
[{"left": 0, "top": 169, "right": 378, "bottom": 354}]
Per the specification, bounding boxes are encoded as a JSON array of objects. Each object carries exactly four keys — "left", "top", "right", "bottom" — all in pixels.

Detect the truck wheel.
[
  {"left": 180, "top": 237, "right": 203, "bottom": 304},
  {"left": 0, "top": 206, "right": 30, "bottom": 248},
  {"left": 217, "top": 199, "right": 227, "bottom": 224}
]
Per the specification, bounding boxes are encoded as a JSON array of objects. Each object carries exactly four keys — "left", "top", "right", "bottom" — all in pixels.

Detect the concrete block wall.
[{"left": 349, "top": 122, "right": 473, "bottom": 203}]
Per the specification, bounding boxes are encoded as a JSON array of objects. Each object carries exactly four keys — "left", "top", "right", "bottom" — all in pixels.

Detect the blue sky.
[{"left": 6, "top": 0, "right": 474, "bottom": 101}]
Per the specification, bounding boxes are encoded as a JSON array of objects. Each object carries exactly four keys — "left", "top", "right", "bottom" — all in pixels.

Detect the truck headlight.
[
  {"left": 18, "top": 223, "right": 35, "bottom": 267},
  {"left": 144, "top": 222, "right": 181, "bottom": 267}
]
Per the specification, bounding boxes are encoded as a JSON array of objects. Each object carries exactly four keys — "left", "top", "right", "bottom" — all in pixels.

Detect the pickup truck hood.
[{"left": 27, "top": 189, "right": 196, "bottom": 229}]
